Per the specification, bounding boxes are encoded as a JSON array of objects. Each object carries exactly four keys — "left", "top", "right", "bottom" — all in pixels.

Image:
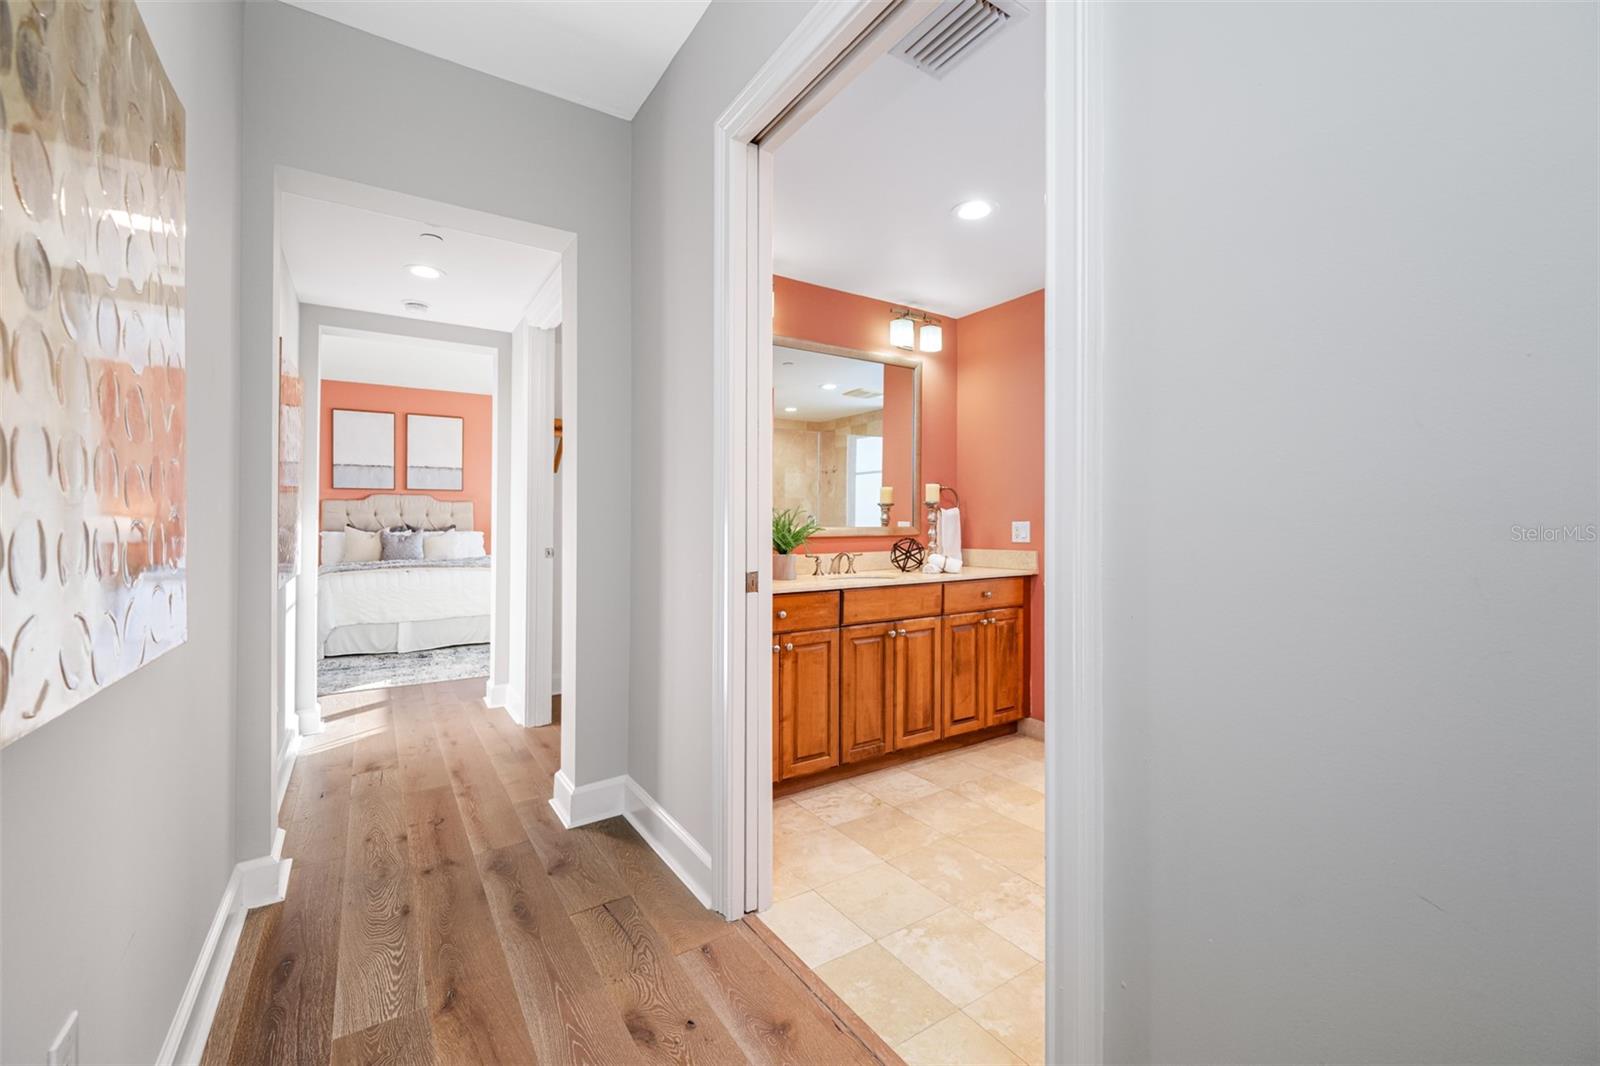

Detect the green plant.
[{"left": 772, "top": 507, "right": 822, "bottom": 554}]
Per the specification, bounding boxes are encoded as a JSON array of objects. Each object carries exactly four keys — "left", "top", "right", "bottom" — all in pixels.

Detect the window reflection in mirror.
[{"left": 773, "top": 341, "right": 919, "bottom": 535}]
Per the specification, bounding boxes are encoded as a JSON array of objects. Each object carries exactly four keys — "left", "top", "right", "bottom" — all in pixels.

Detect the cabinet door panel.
[
  {"left": 777, "top": 628, "right": 840, "bottom": 781},
  {"left": 894, "top": 616, "right": 942, "bottom": 750},
  {"left": 985, "top": 607, "right": 1026, "bottom": 725},
  {"left": 840, "top": 623, "right": 893, "bottom": 764},
  {"left": 942, "top": 612, "right": 987, "bottom": 737}
]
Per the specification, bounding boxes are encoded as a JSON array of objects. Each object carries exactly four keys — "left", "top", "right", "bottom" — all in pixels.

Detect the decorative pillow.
[
  {"left": 422, "top": 530, "right": 460, "bottom": 560},
  {"left": 319, "top": 531, "right": 346, "bottom": 565},
  {"left": 381, "top": 527, "right": 425, "bottom": 561},
  {"left": 457, "top": 530, "right": 487, "bottom": 558},
  {"left": 342, "top": 525, "right": 382, "bottom": 563}
]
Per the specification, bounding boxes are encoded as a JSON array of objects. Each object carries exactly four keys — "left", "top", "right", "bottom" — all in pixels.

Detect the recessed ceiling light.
[
  {"left": 784, "top": 406, "right": 798, "bottom": 413},
  {"left": 402, "top": 300, "right": 429, "bottom": 314},
  {"left": 407, "top": 263, "right": 445, "bottom": 280},
  {"left": 954, "top": 199, "right": 994, "bottom": 221},
  {"left": 820, "top": 383, "right": 838, "bottom": 391}
]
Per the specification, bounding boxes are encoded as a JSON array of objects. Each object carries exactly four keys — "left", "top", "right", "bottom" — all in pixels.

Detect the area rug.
[{"left": 318, "top": 643, "right": 490, "bottom": 696}]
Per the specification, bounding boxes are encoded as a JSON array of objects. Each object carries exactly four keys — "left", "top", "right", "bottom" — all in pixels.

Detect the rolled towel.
[
  {"left": 943, "top": 557, "right": 963, "bottom": 574},
  {"left": 922, "top": 553, "right": 946, "bottom": 574},
  {"left": 938, "top": 507, "right": 963, "bottom": 569}
]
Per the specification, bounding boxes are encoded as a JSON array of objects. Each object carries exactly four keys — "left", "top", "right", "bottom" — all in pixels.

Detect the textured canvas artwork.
[
  {"left": 0, "top": 0, "right": 188, "bottom": 747},
  {"left": 406, "top": 413, "right": 462, "bottom": 491},
  {"left": 331, "top": 409, "right": 394, "bottom": 489}
]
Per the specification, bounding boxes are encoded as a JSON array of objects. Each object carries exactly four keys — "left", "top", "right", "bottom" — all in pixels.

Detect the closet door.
[{"left": 894, "top": 616, "right": 942, "bottom": 750}]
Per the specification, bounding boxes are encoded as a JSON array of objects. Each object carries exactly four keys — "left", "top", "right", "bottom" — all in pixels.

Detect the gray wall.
[
  {"left": 0, "top": 2, "right": 245, "bottom": 1061},
  {"left": 1100, "top": 3, "right": 1599, "bottom": 1061},
  {"left": 236, "top": 1, "right": 635, "bottom": 859},
  {"left": 629, "top": 0, "right": 813, "bottom": 845}
]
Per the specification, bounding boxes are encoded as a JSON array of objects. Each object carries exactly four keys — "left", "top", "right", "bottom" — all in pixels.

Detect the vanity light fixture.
[
  {"left": 407, "top": 263, "right": 445, "bottom": 280},
  {"left": 919, "top": 321, "right": 943, "bottom": 352},
  {"left": 889, "top": 312, "right": 916, "bottom": 350},
  {"left": 954, "top": 198, "right": 994, "bottom": 221}
]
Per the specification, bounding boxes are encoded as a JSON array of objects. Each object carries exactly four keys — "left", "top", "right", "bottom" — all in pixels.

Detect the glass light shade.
[
  {"left": 919, "top": 322, "right": 943, "bottom": 352},
  {"left": 890, "top": 315, "right": 916, "bottom": 350}
]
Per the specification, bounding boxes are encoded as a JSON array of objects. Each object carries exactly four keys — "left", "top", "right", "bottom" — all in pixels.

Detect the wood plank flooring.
[{"left": 203, "top": 679, "right": 896, "bottom": 1066}]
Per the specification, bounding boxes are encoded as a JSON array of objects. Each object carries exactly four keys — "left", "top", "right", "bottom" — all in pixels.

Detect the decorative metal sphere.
[{"left": 891, "top": 537, "right": 927, "bottom": 573}]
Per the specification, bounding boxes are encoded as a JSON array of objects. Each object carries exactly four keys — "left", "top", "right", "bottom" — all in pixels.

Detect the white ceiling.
[
  {"left": 773, "top": 12, "right": 1045, "bottom": 318},
  {"left": 775, "top": 345, "right": 901, "bottom": 423},
  {"left": 280, "top": 0, "right": 710, "bottom": 120},
  {"left": 319, "top": 328, "right": 497, "bottom": 395},
  {"left": 279, "top": 192, "right": 561, "bottom": 332}
]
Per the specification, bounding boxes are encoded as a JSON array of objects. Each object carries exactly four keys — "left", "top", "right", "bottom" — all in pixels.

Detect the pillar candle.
[
  {"left": 924, "top": 483, "right": 940, "bottom": 505},
  {"left": 878, "top": 486, "right": 894, "bottom": 505}
]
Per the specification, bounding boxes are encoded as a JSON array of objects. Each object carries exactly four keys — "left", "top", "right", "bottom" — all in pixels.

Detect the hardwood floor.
[{"left": 204, "top": 679, "right": 896, "bottom": 1066}]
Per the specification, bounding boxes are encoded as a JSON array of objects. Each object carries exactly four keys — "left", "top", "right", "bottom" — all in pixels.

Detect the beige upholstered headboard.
[{"left": 322, "top": 494, "right": 474, "bottom": 533}]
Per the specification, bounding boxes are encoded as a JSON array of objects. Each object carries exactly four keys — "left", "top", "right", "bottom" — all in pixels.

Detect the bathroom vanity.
[{"left": 772, "top": 567, "right": 1034, "bottom": 792}]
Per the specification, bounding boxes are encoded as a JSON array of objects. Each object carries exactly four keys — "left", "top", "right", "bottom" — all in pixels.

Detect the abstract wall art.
[
  {"left": 331, "top": 409, "right": 395, "bottom": 489},
  {"left": 406, "top": 413, "right": 463, "bottom": 491},
  {"left": 1, "top": 0, "right": 188, "bottom": 747}
]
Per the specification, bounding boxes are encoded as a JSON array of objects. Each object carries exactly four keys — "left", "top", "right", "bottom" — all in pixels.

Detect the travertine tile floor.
[{"left": 764, "top": 733, "right": 1046, "bottom": 1065}]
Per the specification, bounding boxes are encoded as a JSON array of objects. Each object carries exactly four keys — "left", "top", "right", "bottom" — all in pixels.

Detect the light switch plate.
[
  {"left": 47, "top": 1011, "right": 79, "bottom": 1066},
  {"left": 1011, "top": 521, "right": 1032, "bottom": 544}
]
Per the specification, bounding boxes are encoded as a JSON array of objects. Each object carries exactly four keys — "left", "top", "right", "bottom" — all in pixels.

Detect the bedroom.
[{"left": 275, "top": 187, "right": 566, "bottom": 715}]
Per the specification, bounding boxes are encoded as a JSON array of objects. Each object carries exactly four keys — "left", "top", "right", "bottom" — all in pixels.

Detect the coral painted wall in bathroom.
[
  {"left": 773, "top": 276, "right": 957, "bottom": 551},
  {"left": 321, "top": 379, "right": 494, "bottom": 551},
  {"left": 956, "top": 290, "right": 1046, "bottom": 718}
]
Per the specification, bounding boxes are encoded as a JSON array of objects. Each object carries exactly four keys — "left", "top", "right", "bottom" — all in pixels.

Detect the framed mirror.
[{"left": 773, "top": 336, "right": 920, "bottom": 538}]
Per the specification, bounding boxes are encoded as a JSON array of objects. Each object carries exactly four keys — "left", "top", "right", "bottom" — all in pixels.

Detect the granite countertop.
[{"left": 773, "top": 563, "right": 1036, "bottom": 594}]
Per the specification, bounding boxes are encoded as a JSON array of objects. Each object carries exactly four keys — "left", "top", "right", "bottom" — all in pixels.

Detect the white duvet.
[{"left": 318, "top": 562, "right": 492, "bottom": 651}]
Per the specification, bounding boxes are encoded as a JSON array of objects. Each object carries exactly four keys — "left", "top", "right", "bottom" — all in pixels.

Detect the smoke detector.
[{"left": 891, "top": 0, "right": 1028, "bottom": 79}]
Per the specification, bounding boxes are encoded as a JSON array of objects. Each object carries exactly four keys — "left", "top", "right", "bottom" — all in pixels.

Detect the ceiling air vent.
[
  {"left": 890, "top": 0, "right": 1029, "bottom": 79},
  {"left": 842, "top": 387, "right": 884, "bottom": 400}
]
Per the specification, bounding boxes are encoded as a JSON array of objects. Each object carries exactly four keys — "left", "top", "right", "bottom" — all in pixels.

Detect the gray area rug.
[{"left": 318, "top": 643, "right": 490, "bottom": 696}]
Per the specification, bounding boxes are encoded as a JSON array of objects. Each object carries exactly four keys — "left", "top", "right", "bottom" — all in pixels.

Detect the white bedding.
[{"left": 319, "top": 560, "right": 492, "bottom": 656}]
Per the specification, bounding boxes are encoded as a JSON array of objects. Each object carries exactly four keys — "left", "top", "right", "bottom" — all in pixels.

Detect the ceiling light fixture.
[
  {"left": 953, "top": 199, "right": 994, "bottom": 221},
  {"left": 402, "top": 300, "right": 430, "bottom": 314},
  {"left": 407, "top": 263, "right": 445, "bottom": 280},
  {"left": 821, "top": 383, "right": 838, "bottom": 391},
  {"left": 784, "top": 406, "right": 798, "bottom": 413}
]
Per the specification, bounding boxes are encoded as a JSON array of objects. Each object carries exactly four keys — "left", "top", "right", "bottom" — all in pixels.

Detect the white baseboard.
[
  {"left": 296, "top": 702, "right": 323, "bottom": 736},
  {"left": 159, "top": 831, "right": 291, "bottom": 1066},
  {"left": 549, "top": 770, "right": 626, "bottom": 828},
  {"left": 1018, "top": 716, "right": 1045, "bottom": 740},
  {"left": 483, "top": 681, "right": 511, "bottom": 709},
  {"left": 623, "top": 778, "right": 713, "bottom": 908},
  {"left": 272, "top": 733, "right": 301, "bottom": 821}
]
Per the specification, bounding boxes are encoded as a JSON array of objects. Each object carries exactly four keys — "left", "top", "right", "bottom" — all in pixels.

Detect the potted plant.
[{"left": 772, "top": 507, "right": 822, "bottom": 580}]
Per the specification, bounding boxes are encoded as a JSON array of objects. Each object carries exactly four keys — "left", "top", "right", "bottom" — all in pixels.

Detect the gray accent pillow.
[{"left": 380, "top": 527, "right": 424, "bottom": 561}]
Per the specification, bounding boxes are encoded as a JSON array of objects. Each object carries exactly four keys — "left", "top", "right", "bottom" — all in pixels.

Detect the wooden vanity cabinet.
[
  {"left": 773, "top": 627, "right": 840, "bottom": 781},
  {"left": 773, "top": 579, "right": 1029, "bottom": 785}
]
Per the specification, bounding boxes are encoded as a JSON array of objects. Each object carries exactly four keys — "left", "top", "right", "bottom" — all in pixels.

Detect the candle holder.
[
  {"left": 878, "top": 502, "right": 892, "bottom": 528},
  {"left": 925, "top": 501, "right": 940, "bottom": 554}
]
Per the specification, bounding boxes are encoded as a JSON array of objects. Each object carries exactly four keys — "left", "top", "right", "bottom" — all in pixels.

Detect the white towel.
[
  {"left": 922, "top": 553, "right": 946, "bottom": 575},
  {"left": 938, "top": 507, "right": 963, "bottom": 571}
]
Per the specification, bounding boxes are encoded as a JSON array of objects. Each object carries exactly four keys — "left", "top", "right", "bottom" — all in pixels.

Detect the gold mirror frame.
[{"left": 773, "top": 335, "right": 921, "bottom": 539}]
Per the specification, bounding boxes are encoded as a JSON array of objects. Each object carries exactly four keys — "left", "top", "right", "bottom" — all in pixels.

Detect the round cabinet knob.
[
  {"left": 784, "top": 643, "right": 794, "bottom": 652},
  {"left": 772, "top": 644, "right": 780, "bottom": 653},
  {"left": 887, "top": 630, "right": 897, "bottom": 639},
  {"left": 982, "top": 590, "right": 993, "bottom": 599},
  {"left": 897, "top": 629, "right": 908, "bottom": 637},
  {"left": 981, "top": 618, "right": 991, "bottom": 626},
  {"left": 777, "top": 609, "right": 788, "bottom": 619}
]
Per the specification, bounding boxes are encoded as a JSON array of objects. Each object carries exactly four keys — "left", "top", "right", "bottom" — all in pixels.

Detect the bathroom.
[{"left": 756, "top": 8, "right": 1048, "bottom": 1061}]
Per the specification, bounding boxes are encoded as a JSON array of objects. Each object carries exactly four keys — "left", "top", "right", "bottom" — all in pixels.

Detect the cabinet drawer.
[
  {"left": 943, "top": 578, "right": 1025, "bottom": 614},
  {"left": 842, "top": 584, "right": 943, "bottom": 625},
  {"left": 774, "top": 591, "right": 839, "bottom": 633}
]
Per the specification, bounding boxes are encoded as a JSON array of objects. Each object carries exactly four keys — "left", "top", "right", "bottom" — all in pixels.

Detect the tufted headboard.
[{"left": 322, "top": 494, "right": 474, "bottom": 534}]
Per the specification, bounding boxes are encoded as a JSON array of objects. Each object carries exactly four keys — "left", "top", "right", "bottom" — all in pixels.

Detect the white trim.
[
  {"left": 523, "top": 264, "right": 564, "bottom": 329},
  {"left": 1044, "top": 2, "right": 1104, "bottom": 1063},
  {"left": 548, "top": 770, "right": 626, "bottom": 828},
  {"left": 483, "top": 681, "right": 511, "bottom": 709},
  {"left": 158, "top": 831, "right": 291, "bottom": 1066},
  {"left": 623, "top": 778, "right": 714, "bottom": 908},
  {"left": 272, "top": 732, "right": 300, "bottom": 821},
  {"left": 296, "top": 701, "right": 323, "bottom": 736}
]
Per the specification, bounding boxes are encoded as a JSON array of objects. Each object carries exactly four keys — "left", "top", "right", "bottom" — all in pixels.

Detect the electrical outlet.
[
  {"left": 1011, "top": 521, "right": 1032, "bottom": 544},
  {"left": 47, "top": 1011, "right": 79, "bottom": 1066}
]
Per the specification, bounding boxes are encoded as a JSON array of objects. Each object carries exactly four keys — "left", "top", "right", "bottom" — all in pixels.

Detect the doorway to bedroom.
[{"left": 274, "top": 176, "right": 568, "bottom": 750}]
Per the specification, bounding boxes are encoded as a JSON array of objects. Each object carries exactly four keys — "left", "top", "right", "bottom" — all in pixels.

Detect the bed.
[{"left": 318, "top": 494, "right": 492, "bottom": 657}]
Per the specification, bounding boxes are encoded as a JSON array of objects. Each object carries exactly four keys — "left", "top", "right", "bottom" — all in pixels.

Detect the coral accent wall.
[
  {"left": 956, "top": 290, "right": 1046, "bottom": 718},
  {"left": 320, "top": 380, "right": 494, "bottom": 550},
  {"left": 773, "top": 276, "right": 958, "bottom": 551}
]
